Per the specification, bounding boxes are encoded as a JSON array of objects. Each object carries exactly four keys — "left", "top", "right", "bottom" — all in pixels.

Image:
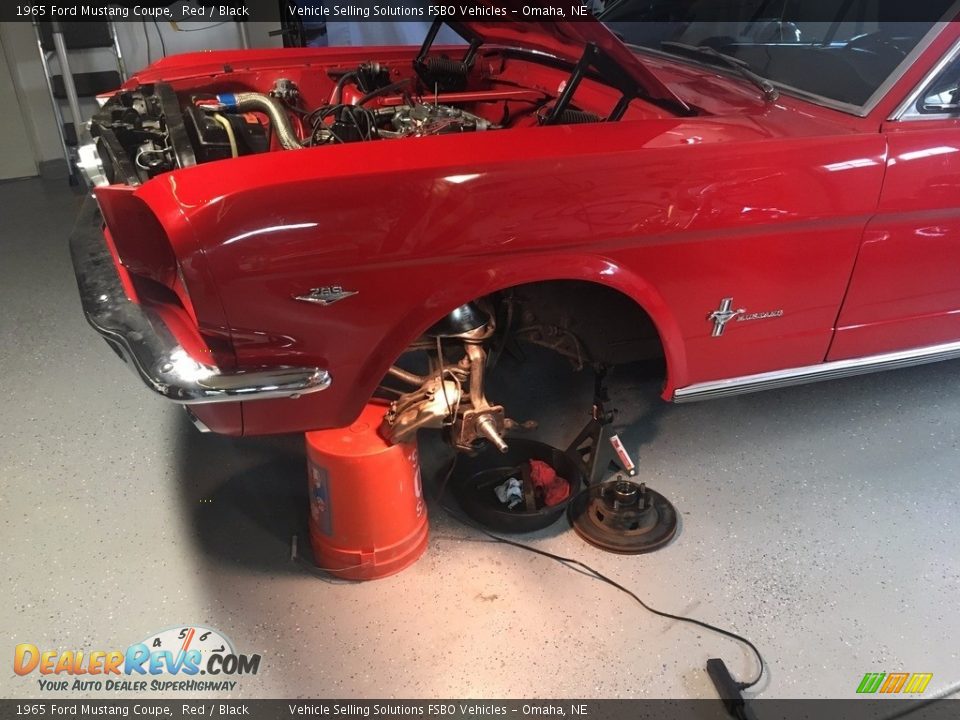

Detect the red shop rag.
[{"left": 528, "top": 459, "right": 571, "bottom": 507}]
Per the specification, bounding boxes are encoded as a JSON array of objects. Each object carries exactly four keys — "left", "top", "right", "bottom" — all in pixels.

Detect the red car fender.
[{"left": 132, "top": 177, "right": 239, "bottom": 371}]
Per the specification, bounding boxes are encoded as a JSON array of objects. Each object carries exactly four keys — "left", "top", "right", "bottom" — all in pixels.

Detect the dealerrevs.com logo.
[{"left": 14, "top": 625, "right": 261, "bottom": 692}]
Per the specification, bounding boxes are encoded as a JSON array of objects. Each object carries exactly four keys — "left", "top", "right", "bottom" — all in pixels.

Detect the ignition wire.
[{"left": 212, "top": 113, "right": 238, "bottom": 158}]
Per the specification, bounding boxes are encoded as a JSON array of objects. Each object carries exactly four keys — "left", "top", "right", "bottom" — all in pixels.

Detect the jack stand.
[
  {"left": 565, "top": 367, "right": 678, "bottom": 554},
  {"left": 566, "top": 366, "right": 637, "bottom": 486}
]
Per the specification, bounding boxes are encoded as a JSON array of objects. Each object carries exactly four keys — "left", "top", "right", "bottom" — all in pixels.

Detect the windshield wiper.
[{"left": 661, "top": 41, "right": 780, "bottom": 103}]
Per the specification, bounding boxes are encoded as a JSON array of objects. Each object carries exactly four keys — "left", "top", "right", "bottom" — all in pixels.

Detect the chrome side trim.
[
  {"left": 889, "top": 35, "right": 960, "bottom": 121},
  {"left": 672, "top": 340, "right": 960, "bottom": 403},
  {"left": 70, "top": 198, "right": 331, "bottom": 405}
]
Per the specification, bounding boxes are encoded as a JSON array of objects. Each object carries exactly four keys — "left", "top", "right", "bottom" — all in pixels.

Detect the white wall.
[
  {"left": 0, "top": 32, "right": 39, "bottom": 178},
  {"left": 116, "top": 21, "right": 283, "bottom": 79},
  {"left": 0, "top": 20, "right": 283, "bottom": 169},
  {"left": 0, "top": 22, "right": 63, "bottom": 164}
]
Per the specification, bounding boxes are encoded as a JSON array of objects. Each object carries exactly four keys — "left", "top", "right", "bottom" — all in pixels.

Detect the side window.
[{"left": 903, "top": 54, "right": 960, "bottom": 118}]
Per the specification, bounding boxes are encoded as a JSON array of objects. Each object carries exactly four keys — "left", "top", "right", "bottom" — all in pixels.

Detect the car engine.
[
  {"left": 77, "top": 28, "right": 667, "bottom": 188},
  {"left": 81, "top": 67, "right": 508, "bottom": 187}
]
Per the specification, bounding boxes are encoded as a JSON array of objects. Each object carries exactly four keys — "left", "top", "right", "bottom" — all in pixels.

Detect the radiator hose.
[{"left": 214, "top": 92, "right": 304, "bottom": 151}]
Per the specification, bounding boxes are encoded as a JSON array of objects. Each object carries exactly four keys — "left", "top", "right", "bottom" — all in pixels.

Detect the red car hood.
[{"left": 451, "top": 6, "right": 690, "bottom": 113}]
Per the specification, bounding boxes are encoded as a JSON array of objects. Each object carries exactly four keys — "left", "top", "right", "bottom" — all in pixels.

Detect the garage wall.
[
  {"left": 0, "top": 33, "right": 38, "bottom": 179},
  {"left": 0, "top": 21, "right": 283, "bottom": 172},
  {"left": 0, "top": 22, "right": 62, "bottom": 167},
  {"left": 115, "top": 21, "right": 284, "bottom": 83}
]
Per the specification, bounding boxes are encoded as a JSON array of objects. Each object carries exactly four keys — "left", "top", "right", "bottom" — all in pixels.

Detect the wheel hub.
[{"left": 568, "top": 479, "right": 678, "bottom": 554}]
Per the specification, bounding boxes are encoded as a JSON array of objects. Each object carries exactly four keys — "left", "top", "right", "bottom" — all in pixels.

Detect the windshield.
[{"left": 601, "top": 0, "right": 955, "bottom": 109}]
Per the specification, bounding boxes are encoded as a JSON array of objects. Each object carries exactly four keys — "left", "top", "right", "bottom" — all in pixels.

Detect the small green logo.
[{"left": 857, "top": 672, "right": 932, "bottom": 694}]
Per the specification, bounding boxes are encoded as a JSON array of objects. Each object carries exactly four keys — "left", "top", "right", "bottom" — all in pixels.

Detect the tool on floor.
[
  {"left": 707, "top": 658, "right": 758, "bottom": 720},
  {"left": 608, "top": 434, "right": 637, "bottom": 476},
  {"left": 305, "top": 402, "right": 429, "bottom": 580}
]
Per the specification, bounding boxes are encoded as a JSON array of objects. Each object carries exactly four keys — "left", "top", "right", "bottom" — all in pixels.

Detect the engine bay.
[{"left": 82, "top": 32, "right": 682, "bottom": 186}]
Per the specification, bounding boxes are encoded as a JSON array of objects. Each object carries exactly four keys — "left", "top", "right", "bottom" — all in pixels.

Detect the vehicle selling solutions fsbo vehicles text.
[{"left": 285, "top": 3, "right": 511, "bottom": 18}]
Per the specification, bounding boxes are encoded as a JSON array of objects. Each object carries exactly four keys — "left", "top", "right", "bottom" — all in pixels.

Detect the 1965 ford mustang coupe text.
[{"left": 70, "top": 1, "right": 960, "bottom": 453}]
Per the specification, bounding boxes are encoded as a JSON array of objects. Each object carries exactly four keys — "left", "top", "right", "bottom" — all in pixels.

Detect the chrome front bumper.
[{"left": 69, "top": 199, "right": 331, "bottom": 404}]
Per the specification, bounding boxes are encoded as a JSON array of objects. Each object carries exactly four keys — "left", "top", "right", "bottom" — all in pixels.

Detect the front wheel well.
[
  {"left": 378, "top": 279, "right": 668, "bottom": 451},
  {"left": 484, "top": 279, "right": 666, "bottom": 375}
]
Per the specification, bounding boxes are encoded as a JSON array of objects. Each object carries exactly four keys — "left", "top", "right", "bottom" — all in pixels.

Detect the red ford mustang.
[{"left": 70, "top": 3, "right": 960, "bottom": 453}]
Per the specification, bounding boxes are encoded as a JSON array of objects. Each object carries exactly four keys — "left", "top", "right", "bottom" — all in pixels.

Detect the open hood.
[{"left": 449, "top": 5, "right": 690, "bottom": 113}]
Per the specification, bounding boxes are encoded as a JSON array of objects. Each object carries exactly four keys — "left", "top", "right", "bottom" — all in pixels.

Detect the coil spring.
[
  {"left": 556, "top": 109, "right": 601, "bottom": 124},
  {"left": 426, "top": 56, "right": 467, "bottom": 78}
]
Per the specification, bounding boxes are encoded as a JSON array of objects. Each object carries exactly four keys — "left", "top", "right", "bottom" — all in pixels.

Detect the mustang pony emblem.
[
  {"left": 709, "top": 297, "right": 783, "bottom": 337},
  {"left": 294, "top": 286, "right": 358, "bottom": 306},
  {"left": 709, "top": 298, "right": 744, "bottom": 337}
]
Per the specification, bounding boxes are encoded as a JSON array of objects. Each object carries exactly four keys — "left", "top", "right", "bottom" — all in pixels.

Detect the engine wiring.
[
  {"left": 306, "top": 103, "right": 380, "bottom": 145},
  {"left": 332, "top": 70, "right": 359, "bottom": 104},
  {"left": 134, "top": 139, "right": 175, "bottom": 172},
  {"left": 357, "top": 77, "right": 415, "bottom": 106},
  {"left": 195, "top": 60, "right": 560, "bottom": 155},
  {"left": 211, "top": 113, "right": 239, "bottom": 158}
]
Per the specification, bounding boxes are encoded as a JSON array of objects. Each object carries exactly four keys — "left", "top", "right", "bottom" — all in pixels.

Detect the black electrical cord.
[
  {"left": 434, "top": 454, "right": 766, "bottom": 692},
  {"left": 334, "top": 71, "right": 359, "bottom": 104},
  {"left": 307, "top": 105, "right": 345, "bottom": 144},
  {"left": 153, "top": 20, "right": 167, "bottom": 57},
  {"left": 357, "top": 78, "right": 414, "bottom": 106},
  {"left": 142, "top": 21, "right": 151, "bottom": 64},
  {"left": 308, "top": 103, "right": 379, "bottom": 145}
]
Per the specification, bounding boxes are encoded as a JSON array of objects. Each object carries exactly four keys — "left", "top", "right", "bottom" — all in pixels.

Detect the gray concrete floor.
[{"left": 2, "top": 177, "right": 959, "bottom": 701}]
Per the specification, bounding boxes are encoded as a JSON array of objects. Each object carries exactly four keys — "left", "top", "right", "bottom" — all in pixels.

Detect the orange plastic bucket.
[{"left": 305, "top": 403, "right": 428, "bottom": 580}]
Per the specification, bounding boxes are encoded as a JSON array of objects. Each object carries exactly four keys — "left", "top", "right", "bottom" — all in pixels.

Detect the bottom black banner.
[{"left": 0, "top": 699, "right": 957, "bottom": 720}]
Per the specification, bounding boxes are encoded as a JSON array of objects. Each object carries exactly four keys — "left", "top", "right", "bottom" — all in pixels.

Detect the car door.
[{"left": 830, "top": 46, "right": 960, "bottom": 360}]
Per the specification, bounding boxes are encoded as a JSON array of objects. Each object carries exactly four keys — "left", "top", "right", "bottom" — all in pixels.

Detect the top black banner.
[{"left": 4, "top": 0, "right": 960, "bottom": 24}]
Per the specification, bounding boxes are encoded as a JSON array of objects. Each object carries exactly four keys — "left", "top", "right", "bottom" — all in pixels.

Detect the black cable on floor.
[{"left": 433, "top": 454, "right": 766, "bottom": 692}]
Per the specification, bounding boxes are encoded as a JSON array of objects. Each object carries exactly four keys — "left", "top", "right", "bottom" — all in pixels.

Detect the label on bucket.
[
  {"left": 309, "top": 463, "right": 333, "bottom": 536},
  {"left": 407, "top": 447, "right": 424, "bottom": 517}
]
